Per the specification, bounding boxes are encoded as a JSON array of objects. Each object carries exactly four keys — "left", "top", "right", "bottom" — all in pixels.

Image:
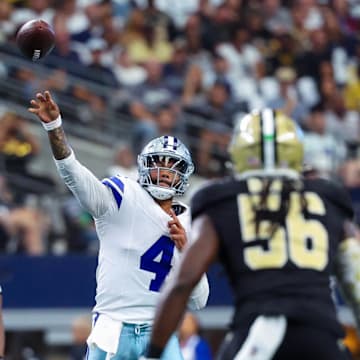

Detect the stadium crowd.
[
  {"left": 0, "top": 0, "right": 358, "bottom": 257},
  {"left": 0, "top": 0, "right": 357, "bottom": 251},
  {"left": 0, "top": 0, "right": 359, "bottom": 358}
]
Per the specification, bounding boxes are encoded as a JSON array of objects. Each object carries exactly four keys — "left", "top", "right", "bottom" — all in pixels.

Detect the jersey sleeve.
[
  {"left": 322, "top": 179, "right": 354, "bottom": 220},
  {"left": 191, "top": 181, "right": 223, "bottom": 220},
  {"left": 54, "top": 151, "right": 117, "bottom": 218}
]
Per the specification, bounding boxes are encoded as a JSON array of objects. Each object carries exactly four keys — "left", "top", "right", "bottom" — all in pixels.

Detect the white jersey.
[{"left": 55, "top": 151, "right": 208, "bottom": 323}]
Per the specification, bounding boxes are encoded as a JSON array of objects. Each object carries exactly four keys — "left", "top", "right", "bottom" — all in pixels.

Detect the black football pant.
[{"left": 216, "top": 320, "right": 352, "bottom": 360}]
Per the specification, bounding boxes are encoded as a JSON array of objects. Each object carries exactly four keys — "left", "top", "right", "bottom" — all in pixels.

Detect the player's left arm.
[
  {"left": 334, "top": 220, "right": 360, "bottom": 331},
  {"left": 144, "top": 214, "right": 218, "bottom": 359}
]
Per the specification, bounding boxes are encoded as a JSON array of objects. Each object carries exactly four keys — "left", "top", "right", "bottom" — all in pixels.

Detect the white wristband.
[{"left": 42, "top": 115, "right": 62, "bottom": 131}]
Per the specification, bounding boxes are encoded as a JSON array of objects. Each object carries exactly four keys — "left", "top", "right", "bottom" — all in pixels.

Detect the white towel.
[
  {"left": 234, "top": 315, "right": 287, "bottom": 360},
  {"left": 87, "top": 313, "right": 123, "bottom": 356}
]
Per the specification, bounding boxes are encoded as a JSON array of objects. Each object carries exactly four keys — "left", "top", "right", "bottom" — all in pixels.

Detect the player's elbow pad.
[
  {"left": 187, "top": 274, "right": 209, "bottom": 310},
  {"left": 335, "top": 237, "right": 360, "bottom": 323}
]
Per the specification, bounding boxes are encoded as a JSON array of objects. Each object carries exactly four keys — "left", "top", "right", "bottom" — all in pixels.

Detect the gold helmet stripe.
[{"left": 261, "top": 108, "right": 276, "bottom": 170}]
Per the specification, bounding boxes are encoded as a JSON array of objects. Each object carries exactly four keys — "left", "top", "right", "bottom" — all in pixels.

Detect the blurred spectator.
[
  {"left": 129, "top": 60, "right": 176, "bottom": 113},
  {"left": 106, "top": 143, "right": 138, "bottom": 179},
  {"left": 163, "top": 39, "right": 190, "bottom": 96},
  {"left": 62, "top": 191, "right": 98, "bottom": 254},
  {"left": 197, "top": 52, "right": 233, "bottom": 95},
  {"left": 156, "top": 103, "right": 187, "bottom": 140},
  {"left": 129, "top": 101, "right": 157, "bottom": 156},
  {"left": 216, "top": 25, "right": 263, "bottom": 83},
  {"left": 100, "top": 16, "right": 124, "bottom": 66},
  {"left": 324, "top": 88, "right": 360, "bottom": 146},
  {"left": 267, "top": 66, "right": 309, "bottom": 125},
  {"left": 266, "top": 32, "right": 299, "bottom": 74},
  {"left": 179, "top": 312, "right": 212, "bottom": 360},
  {"left": 331, "top": 0, "right": 360, "bottom": 34},
  {"left": 121, "top": 8, "right": 148, "bottom": 46},
  {"left": 138, "top": 0, "right": 178, "bottom": 42},
  {"left": 0, "top": 175, "right": 47, "bottom": 255},
  {"left": 53, "top": 0, "right": 91, "bottom": 41},
  {"left": 69, "top": 315, "right": 92, "bottom": 360},
  {"left": 11, "top": 0, "right": 55, "bottom": 29},
  {"left": 344, "top": 63, "right": 360, "bottom": 113},
  {"left": 110, "top": 0, "right": 134, "bottom": 26},
  {"left": 262, "top": 0, "right": 293, "bottom": 35},
  {"left": 303, "top": 103, "right": 347, "bottom": 179},
  {"left": 44, "top": 18, "right": 82, "bottom": 73},
  {"left": 202, "top": 1, "right": 241, "bottom": 51},
  {"left": 22, "top": 68, "right": 68, "bottom": 103},
  {"left": 0, "top": 112, "right": 40, "bottom": 176},
  {"left": 0, "top": 112, "right": 56, "bottom": 201},
  {"left": 289, "top": 1, "right": 310, "bottom": 51},
  {"left": 244, "top": 6, "right": 271, "bottom": 50},
  {"left": 113, "top": 49, "right": 147, "bottom": 88},
  {"left": 76, "top": 38, "right": 118, "bottom": 88},
  {"left": 130, "top": 101, "right": 187, "bottom": 156},
  {"left": 216, "top": 25, "right": 264, "bottom": 106},
  {"left": 84, "top": 0, "right": 113, "bottom": 36},
  {"left": 125, "top": 12, "right": 173, "bottom": 64},
  {"left": 134, "top": 0, "right": 200, "bottom": 29},
  {"left": 0, "top": 1, "right": 15, "bottom": 43},
  {"left": 185, "top": 80, "right": 245, "bottom": 176},
  {"left": 184, "top": 14, "right": 213, "bottom": 73},
  {"left": 295, "top": 27, "right": 332, "bottom": 85},
  {"left": 65, "top": 39, "right": 118, "bottom": 127},
  {"left": 322, "top": 7, "right": 358, "bottom": 86}
]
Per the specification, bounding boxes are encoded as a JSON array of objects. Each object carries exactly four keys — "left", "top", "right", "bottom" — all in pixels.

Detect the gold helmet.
[{"left": 228, "top": 109, "right": 304, "bottom": 175}]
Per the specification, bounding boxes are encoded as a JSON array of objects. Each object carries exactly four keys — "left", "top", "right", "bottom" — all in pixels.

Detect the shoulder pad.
[
  {"left": 191, "top": 177, "right": 238, "bottom": 219},
  {"left": 312, "top": 178, "right": 353, "bottom": 219},
  {"left": 171, "top": 201, "right": 188, "bottom": 216}
]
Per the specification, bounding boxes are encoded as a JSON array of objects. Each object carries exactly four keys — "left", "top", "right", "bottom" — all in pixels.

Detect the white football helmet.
[{"left": 138, "top": 136, "right": 194, "bottom": 200}]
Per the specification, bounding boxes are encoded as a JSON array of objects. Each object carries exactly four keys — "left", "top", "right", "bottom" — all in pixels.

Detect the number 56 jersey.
[
  {"left": 55, "top": 152, "right": 208, "bottom": 323},
  {"left": 191, "top": 176, "right": 354, "bottom": 336}
]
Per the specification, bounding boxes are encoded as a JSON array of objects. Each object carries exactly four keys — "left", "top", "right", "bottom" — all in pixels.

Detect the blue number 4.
[{"left": 140, "top": 236, "right": 175, "bottom": 292}]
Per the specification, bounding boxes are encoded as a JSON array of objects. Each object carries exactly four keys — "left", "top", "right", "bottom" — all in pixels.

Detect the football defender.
[
  {"left": 28, "top": 91, "right": 209, "bottom": 360},
  {"left": 142, "top": 109, "right": 360, "bottom": 359}
]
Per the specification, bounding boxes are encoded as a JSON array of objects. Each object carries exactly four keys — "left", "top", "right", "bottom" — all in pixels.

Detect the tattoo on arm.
[{"left": 48, "top": 127, "right": 72, "bottom": 160}]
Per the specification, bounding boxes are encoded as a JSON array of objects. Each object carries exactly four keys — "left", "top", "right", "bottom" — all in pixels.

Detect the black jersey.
[{"left": 191, "top": 176, "right": 354, "bottom": 336}]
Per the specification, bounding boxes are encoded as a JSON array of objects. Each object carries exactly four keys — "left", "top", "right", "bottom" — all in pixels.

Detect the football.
[{"left": 16, "top": 19, "right": 55, "bottom": 61}]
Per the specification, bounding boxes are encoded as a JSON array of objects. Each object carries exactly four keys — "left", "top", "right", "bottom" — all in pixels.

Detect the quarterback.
[{"left": 28, "top": 91, "right": 209, "bottom": 360}]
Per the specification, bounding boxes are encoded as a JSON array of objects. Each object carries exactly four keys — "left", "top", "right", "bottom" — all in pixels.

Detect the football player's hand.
[
  {"left": 28, "top": 90, "right": 60, "bottom": 123},
  {"left": 168, "top": 209, "right": 187, "bottom": 251}
]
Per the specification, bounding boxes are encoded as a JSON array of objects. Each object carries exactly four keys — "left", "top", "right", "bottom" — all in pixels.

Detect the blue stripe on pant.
[{"left": 87, "top": 322, "right": 183, "bottom": 360}]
